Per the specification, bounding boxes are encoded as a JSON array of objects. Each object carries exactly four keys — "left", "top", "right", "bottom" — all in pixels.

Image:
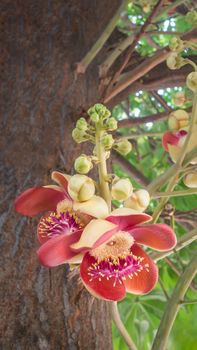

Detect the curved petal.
[
  {"left": 130, "top": 224, "right": 177, "bottom": 251},
  {"left": 162, "top": 131, "right": 180, "bottom": 151},
  {"left": 124, "top": 244, "right": 158, "bottom": 295},
  {"left": 80, "top": 253, "right": 126, "bottom": 301},
  {"left": 51, "top": 171, "right": 71, "bottom": 191},
  {"left": 73, "top": 195, "right": 109, "bottom": 219},
  {"left": 37, "top": 230, "right": 82, "bottom": 267},
  {"left": 106, "top": 208, "right": 151, "bottom": 230},
  {"left": 71, "top": 219, "right": 117, "bottom": 251},
  {"left": 14, "top": 187, "right": 66, "bottom": 216}
]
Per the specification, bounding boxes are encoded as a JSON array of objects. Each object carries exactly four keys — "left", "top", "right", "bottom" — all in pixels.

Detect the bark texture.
[{"left": 0, "top": 1, "right": 120, "bottom": 349}]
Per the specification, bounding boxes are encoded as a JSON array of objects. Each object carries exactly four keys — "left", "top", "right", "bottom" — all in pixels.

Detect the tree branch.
[
  {"left": 152, "top": 253, "right": 197, "bottom": 350},
  {"left": 110, "top": 302, "right": 138, "bottom": 350},
  {"left": 112, "top": 150, "right": 149, "bottom": 186},
  {"left": 76, "top": 0, "right": 128, "bottom": 74}
]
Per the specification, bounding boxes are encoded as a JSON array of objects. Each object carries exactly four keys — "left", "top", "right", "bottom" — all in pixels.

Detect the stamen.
[
  {"left": 88, "top": 252, "right": 149, "bottom": 287},
  {"left": 38, "top": 210, "right": 83, "bottom": 240}
]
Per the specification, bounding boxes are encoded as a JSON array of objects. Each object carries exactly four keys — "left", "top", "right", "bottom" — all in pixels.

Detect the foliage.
[{"left": 112, "top": 2, "right": 197, "bottom": 349}]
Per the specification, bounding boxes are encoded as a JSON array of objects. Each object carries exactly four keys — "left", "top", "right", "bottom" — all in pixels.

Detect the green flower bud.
[
  {"left": 186, "top": 72, "right": 197, "bottom": 92},
  {"left": 168, "top": 110, "right": 189, "bottom": 130},
  {"left": 72, "top": 128, "right": 86, "bottom": 143},
  {"left": 94, "top": 103, "right": 106, "bottom": 113},
  {"left": 102, "top": 134, "right": 114, "bottom": 149},
  {"left": 169, "top": 37, "right": 184, "bottom": 52},
  {"left": 186, "top": 11, "right": 197, "bottom": 27},
  {"left": 111, "top": 178, "right": 133, "bottom": 201},
  {"left": 116, "top": 140, "right": 132, "bottom": 156},
  {"left": 166, "top": 53, "right": 185, "bottom": 70},
  {"left": 103, "top": 109, "right": 111, "bottom": 119},
  {"left": 74, "top": 155, "right": 92, "bottom": 174},
  {"left": 76, "top": 117, "right": 88, "bottom": 131},
  {"left": 87, "top": 107, "right": 95, "bottom": 116},
  {"left": 68, "top": 174, "right": 95, "bottom": 202},
  {"left": 90, "top": 112, "right": 100, "bottom": 123},
  {"left": 106, "top": 117, "right": 118, "bottom": 130}
]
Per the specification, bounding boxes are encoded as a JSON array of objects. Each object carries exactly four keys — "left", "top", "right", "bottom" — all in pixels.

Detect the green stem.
[
  {"left": 117, "top": 131, "right": 163, "bottom": 140},
  {"left": 76, "top": 0, "right": 129, "bottom": 73},
  {"left": 151, "top": 253, "right": 197, "bottom": 350},
  {"left": 180, "top": 299, "right": 197, "bottom": 305},
  {"left": 153, "top": 188, "right": 197, "bottom": 198},
  {"left": 110, "top": 302, "right": 138, "bottom": 350},
  {"left": 95, "top": 124, "right": 111, "bottom": 210}
]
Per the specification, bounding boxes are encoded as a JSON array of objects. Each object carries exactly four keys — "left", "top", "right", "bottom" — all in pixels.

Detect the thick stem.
[
  {"left": 95, "top": 125, "right": 111, "bottom": 210},
  {"left": 151, "top": 253, "right": 197, "bottom": 350},
  {"left": 110, "top": 302, "right": 138, "bottom": 350}
]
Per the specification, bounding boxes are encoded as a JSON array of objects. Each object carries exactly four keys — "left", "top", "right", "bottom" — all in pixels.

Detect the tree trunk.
[{"left": 0, "top": 1, "right": 120, "bottom": 348}]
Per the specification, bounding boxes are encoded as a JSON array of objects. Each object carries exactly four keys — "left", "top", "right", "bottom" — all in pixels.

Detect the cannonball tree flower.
[
  {"left": 162, "top": 127, "right": 197, "bottom": 164},
  {"left": 14, "top": 171, "right": 109, "bottom": 219},
  {"left": 38, "top": 208, "right": 176, "bottom": 301},
  {"left": 14, "top": 171, "right": 109, "bottom": 265}
]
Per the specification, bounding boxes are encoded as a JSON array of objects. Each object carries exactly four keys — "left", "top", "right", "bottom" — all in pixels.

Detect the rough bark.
[{"left": 0, "top": 1, "right": 121, "bottom": 349}]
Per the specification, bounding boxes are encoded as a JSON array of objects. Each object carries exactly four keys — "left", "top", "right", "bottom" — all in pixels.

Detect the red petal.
[
  {"left": 106, "top": 213, "right": 151, "bottom": 230},
  {"left": 162, "top": 130, "right": 187, "bottom": 151},
  {"left": 80, "top": 253, "right": 126, "bottom": 301},
  {"left": 37, "top": 230, "right": 82, "bottom": 267},
  {"left": 130, "top": 224, "right": 177, "bottom": 251},
  {"left": 14, "top": 187, "right": 66, "bottom": 217},
  {"left": 124, "top": 244, "right": 158, "bottom": 295},
  {"left": 51, "top": 171, "right": 70, "bottom": 191}
]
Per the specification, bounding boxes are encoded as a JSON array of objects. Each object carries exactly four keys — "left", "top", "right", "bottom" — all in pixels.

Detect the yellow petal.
[
  {"left": 109, "top": 207, "right": 142, "bottom": 216},
  {"left": 43, "top": 185, "right": 65, "bottom": 192},
  {"left": 71, "top": 219, "right": 116, "bottom": 250},
  {"left": 168, "top": 144, "right": 180, "bottom": 163},
  {"left": 73, "top": 195, "right": 109, "bottom": 218}
]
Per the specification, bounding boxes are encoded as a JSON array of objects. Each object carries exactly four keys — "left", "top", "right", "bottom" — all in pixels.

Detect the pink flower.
[
  {"left": 162, "top": 128, "right": 197, "bottom": 164},
  {"left": 15, "top": 171, "right": 109, "bottom": 266},
  {"left": 37, "top": 207, "right": 177, "bottom": 301}
]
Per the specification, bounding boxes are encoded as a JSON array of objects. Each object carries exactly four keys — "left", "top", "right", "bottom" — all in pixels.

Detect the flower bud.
[
  {"left": 169, "top": 37, "right": 184, "bottom": 52},
  {"left": 124, "top": 189, "right": 150, "bottom": 212},
  {"left": 173, "top": 92, "right": 186, "bottom": 106},
  {"left": 74, "top": 155, "right": 92, "bottom": 174},
  {"left": 184, "top": 173, "right": 197, "bottom": 188},
  {"left": 116, "top": 140, "right": 132, "bottom": 156},
  {"left": 168, "top": 110, "right": 189, "bottom": 130},
  {"left": 111, "top": 178, "right": 133, "bottom": 201},
  {"left": 76, "top": 117, "right": 88, "bottom": 131},
  {"left": 90, "top": 113, "right": 100, "bottom": 123},
  {"left": 68, "top": 175, "right": 95, "bottom": 202},
  {"left": 106, "top": 117, "right": 118, "bottom": 130},
  {"left": 72, "top": 128, "right": 86, "bottom": 143},
  {"left": 166, "top": 53, "right": 185, "bottom": 70},
  {"left": 186, "top": 11, "right": 197, "bottom": 27},
  {"left": 186, "top": 72, "right": 197, "bottom": 92},
  {"left": 102, "top": 134, "right": 114, "bottom": 149}
]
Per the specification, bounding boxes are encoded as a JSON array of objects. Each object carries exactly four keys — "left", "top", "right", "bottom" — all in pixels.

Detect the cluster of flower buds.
[
  {"left": 168, "top": 109, "right": 189, "bottom": 131},
  {"left": 88, "top": 103, "right": 111, "bottom": 122},
  {"left": 166, "top": 53, "right": 186, "bottom": 70}
]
